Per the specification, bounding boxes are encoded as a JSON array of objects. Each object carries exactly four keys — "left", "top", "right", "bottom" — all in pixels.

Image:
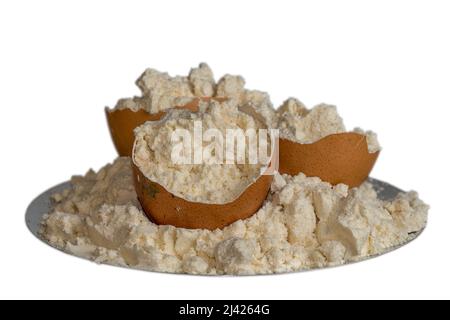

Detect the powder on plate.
[{"left": 40, "top": 158, "right": 428, "bottom": 275}]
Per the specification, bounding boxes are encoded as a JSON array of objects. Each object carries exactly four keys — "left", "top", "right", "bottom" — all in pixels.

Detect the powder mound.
[
  {"left": 40, "top": 158, "right": 428, "bottom": 275},
  {"left": 133, "top": 99, "right": 270, "bottom": 204},
  {"left": 112, "top": 63, "right": 277, "bottom": 129},
  {"left": 277, "top": 98, "right": 381, "bottom": 153}
]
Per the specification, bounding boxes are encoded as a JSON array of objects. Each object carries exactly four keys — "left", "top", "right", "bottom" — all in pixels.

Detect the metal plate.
[{"left": 25, "top": 178, "right": 425, "bottom": 275}]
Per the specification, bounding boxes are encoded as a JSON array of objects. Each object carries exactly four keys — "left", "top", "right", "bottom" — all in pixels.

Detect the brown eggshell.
[
  {"left": 106, "top": 108, "right": 162, "bottom": 157},
  {"left": 132, "top": 163, "right": 273, "bottom": 230},
  {"left": 279, "top": 132, "right": 380, "bottom": 188},
  {"left": 106, "top": 97, "right": 227, "bottom": 157}
]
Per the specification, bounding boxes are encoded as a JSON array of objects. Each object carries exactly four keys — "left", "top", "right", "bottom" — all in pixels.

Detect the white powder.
[
  {"left": 188, "top": 63, "right": 216, "bottom": 97},
  {"left": 112, "top": 63, "right": 277, "bottom": 129},
  {"left": 133, "top": 99, "right": 269, "bottom": 204},
  {"left": 277, "top": 98, "right": 346, "bottom": 143},
  {"left": 277, "top": 98, "right": 381, "bottom": 153},
  {"left": 40, "top": 158, "right": 428, "bottom": 275}
]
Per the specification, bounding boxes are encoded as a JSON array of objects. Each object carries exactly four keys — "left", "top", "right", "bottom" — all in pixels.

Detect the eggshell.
[
  {"left": 132, "top": 163, "right": 273, "bottom": 230},
  {"left": 279, "top": 132, "right": 380, "bottom": 188},
  {"left": 106, "top": 108, "right": 160, "bottom": 157}
]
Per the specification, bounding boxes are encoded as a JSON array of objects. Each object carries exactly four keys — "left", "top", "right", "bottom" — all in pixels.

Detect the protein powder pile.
[
  {"left": 40, "top": 158, "right": 428, "bottom": 275},
  {"left": 113, "top": 63, "right": 277, "bottom": 128},
  {"left": 133, "top": 99, "right": 269, "bottom": 204}
]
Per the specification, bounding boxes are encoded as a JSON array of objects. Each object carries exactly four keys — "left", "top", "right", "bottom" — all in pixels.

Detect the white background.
[{"left": 1, "top": 0, "right": 449, "bottom": 300}]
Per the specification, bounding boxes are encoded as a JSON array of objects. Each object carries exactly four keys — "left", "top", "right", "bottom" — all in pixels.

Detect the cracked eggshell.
[
  {"left": 279, "top": 132, "right": 380, "bottom": 188},
  {"left": 106, "top": 98, "right": 215, "bottom": 157},
  {"left": 131, "top": 163, "right": 273, "bottom": 231}
]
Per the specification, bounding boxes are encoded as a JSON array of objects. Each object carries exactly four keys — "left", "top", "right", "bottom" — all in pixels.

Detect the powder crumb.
[
  {"left": 320, "top": 241, "right": 347, "bottom": 264},
  {"left": 277, "top": 98, "right": 346, "bottom": 144},
  {"left": 215, "top": 238, "right": 258, "bottom": 275},
  {"left": 188, "top": 63, "right": 216, "bottom": 97},
  {"left": 136, "top": 68, "right": 193, "bottom": 99},
  {"left": 182, "top": 256, "right": 209, "bottom": 275},
  {"left": 216, "top": 75, "right": 246, "bottom": 98},
  {"left": 40, "top": 158, "right": 428, "bottom": 275}
]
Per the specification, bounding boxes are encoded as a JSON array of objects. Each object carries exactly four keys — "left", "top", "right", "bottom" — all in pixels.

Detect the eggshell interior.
[
  {"left": 132, "top": 163, "right": 273, "bottom": 230},
  {"left": 279, "top": 132, "right": 380, "bottom": 188}
]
